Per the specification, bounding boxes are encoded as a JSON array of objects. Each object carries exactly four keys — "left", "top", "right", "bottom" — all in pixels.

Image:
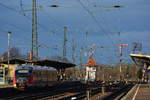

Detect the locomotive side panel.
[{"left": 13, "top": 65, "right": 57, "bottom": 88}]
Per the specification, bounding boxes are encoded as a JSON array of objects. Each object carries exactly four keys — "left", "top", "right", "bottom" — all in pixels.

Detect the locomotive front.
[{"left": 13, "top": 66, "right": 33, "bottom": 88}]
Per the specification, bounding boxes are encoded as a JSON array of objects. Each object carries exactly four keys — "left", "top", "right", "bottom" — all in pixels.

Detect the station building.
[{"left": 0, "top": 64, "right": 17, "bottom": 84}]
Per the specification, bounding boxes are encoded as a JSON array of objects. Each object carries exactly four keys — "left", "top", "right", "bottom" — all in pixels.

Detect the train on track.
[{"left": 13, "top": 65, "right": 57, "bottom": 88}]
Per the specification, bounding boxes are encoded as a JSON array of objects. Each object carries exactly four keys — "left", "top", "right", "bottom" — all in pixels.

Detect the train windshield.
[{"left": 15, "top": 69, "right": 31, "bottom": 77}]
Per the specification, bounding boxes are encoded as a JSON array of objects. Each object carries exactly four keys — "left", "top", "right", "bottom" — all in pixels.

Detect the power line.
[
  {"left": 0, "top": 2, "right": 31, "bottom": 20},
  {"left": 0, "top": 2, "right": 51, "bottom": 34},
  {"left": 20, "top": 0, "right": 26, "bottom": 16},
  {"left": 0, "top": 18, "right": 32, "bottom": 42},
  {"left": 85, "top": 0, "right": 125, "bottom": 46},
  {"left": 77, "top": 0, "right": 116, "bottom": 46},
  {"left": 0, "top": 30, "right": 31, "bottom": 45},
  {"left": 77, "top": 0, "right": 124, "bottom": 62},
  {"left": 0, "top": 2, "right": 56, "bottom": 52},
  {"left": 41, "top": 10, "right": 62, "bottom": 28},
  {"left": 85, "top": 0, "right": 119, "bottom": 40}
]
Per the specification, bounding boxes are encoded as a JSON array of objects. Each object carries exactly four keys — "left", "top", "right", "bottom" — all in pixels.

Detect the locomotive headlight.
[{"left": 13, "top": 84, "right": 16, "bottom": 87}]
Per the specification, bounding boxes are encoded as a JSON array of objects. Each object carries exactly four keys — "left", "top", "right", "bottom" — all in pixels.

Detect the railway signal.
[{"left": 118, "top": 44, "right": 128, "bottom": 81}]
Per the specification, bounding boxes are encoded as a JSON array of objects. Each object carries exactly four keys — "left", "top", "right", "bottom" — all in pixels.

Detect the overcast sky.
[{"left": 0, "top": 0, "right": 150, "bottom": 65}]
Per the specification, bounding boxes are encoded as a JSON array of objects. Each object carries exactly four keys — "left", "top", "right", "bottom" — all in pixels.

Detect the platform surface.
[
  {"left": 129, "top": 84, "right": 150, "bottom": 100},
  {"left": 0, "top": 84, "right": 13, "bottom": 89}
]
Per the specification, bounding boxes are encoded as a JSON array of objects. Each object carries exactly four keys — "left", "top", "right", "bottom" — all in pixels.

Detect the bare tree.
[{"left": 1, "top": 47, "right": 23, "bottom": 60}]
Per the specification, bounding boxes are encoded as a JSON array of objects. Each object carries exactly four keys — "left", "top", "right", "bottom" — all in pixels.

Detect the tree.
[
  {"left": 1, "top": 47, "right": 23, "bottom": 60},
  {"left": 137, "top": 68, "right": 143, "bottom": 80}
]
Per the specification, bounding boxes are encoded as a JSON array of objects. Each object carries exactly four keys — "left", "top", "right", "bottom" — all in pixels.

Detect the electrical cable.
[
  {"left": 0, "top": 2, "right": 51, "bottom": 34},
  {"left": 77, "top": 0, "right": 116, "bottom": 46}
]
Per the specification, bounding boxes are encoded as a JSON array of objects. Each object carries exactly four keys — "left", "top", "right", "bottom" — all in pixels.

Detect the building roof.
[
  {"left": 130, "top": 53, "right": 150, "bottom": 66},
  {"left": 84, "top": 56, "right": 99, "bottom": 67},
  {"left": 0, "top": 58, "right": 27, "bottom": 64},
  {"left": 0, "top": 57, "right": 76, "bottom": 70},
  {"left": 30, "top": 58, "right": 76, "bottom": 70}
]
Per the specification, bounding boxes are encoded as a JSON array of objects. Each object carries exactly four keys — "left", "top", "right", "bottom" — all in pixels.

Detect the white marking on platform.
[{"left": 132, "top": 84, "right": 140, "bottom": 100}]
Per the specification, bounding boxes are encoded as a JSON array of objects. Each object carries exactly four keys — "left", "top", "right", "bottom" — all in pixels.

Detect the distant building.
[
  {"left": 84, "top": 56, "right": 99, "bottom": 81},
  {"left": 0, "top": 64, "right": 17, "bottom": 84}
]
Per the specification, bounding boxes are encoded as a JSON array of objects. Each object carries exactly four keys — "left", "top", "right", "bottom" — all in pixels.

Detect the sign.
[
  {"left": 85, "top": 66, "right": 96, "bottom": 81},
  {"left": 146, "top": 66, "right": 150, "bottom": 72},
  {"left": 143, "top": 64, "right": 150, "bottom": 72},
  {"left": 18, "top": 70, "right": 29, "bottom": 73},
  {"left": 119, "top": 44, "right": 128, "bottom": 46}
]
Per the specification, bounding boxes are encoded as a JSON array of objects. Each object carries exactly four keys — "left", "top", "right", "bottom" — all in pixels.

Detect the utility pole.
[
  {"left": 72, "top": 38, "right": 76, "bottom": 78},
  {"left": 72, "top": 39, "right": 76, "bottom": 63},
  {"left": 32, "top": 0, "right": 38, "bottom": 60},
  {"left": 80, "top": 47, "right": 83, "bottom": 68},
  {"left": 85, "top": 31, "right": 88, "bottom": 41},
  {"left": 79, "top": 47, "right": 83, "bottom": 78},
  {"left": 119, "top": 45, "right": 122, "bottom": 81},
  {"left": 7, "top": 31, "right": 11, "bottom": 83},
  {"left": 63, "top": 26, "right": 67, "bottom": 58},
  {"left": 118, "top": 44, "right": 128, "bottom": 81}
]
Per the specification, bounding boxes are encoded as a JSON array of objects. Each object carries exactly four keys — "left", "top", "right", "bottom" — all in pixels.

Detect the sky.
[{"left": 0, "top": 0, "right": 150, "bottom": 65}]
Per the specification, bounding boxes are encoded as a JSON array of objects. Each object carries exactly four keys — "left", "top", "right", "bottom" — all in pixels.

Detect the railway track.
[
  {"left": 5, "top": 86, "right": 84, "bottom": 100},
  {"left": 0, "top": 81, "right": 87, "bottom": 100},
  {"left": 53, "top": 82, "right": 132, "bottom": 100},
  {"left": 101, "top": 83, "right": 134, "bottom": 100},
  {"left": 0, "top": 81, "right": 134, "bottom": 100}
]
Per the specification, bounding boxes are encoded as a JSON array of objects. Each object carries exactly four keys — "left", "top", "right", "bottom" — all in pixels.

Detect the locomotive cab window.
[{"left": 15, "top": 70, "right": 31, "bottom": 77}]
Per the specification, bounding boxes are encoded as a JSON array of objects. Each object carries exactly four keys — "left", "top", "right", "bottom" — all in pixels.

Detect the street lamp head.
[
  {"left": 8, "top": 31, "right": 11, "bottom": 34},
  {"left": 49, "top": 4, "right": 59, "bottom": 8},
  {"left": 113, "top": 5, "right": 123, "bottom": 8}
]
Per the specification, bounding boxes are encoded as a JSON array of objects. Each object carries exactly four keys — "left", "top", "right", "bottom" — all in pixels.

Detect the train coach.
[{"left": 13, "top": 65, "right": 57, "bottom": 88}]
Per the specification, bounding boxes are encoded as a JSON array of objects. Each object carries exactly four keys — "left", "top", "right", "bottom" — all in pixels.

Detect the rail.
[
  {"left": 121, "top": 84, "right": 138, "bottom": 100},
  {"left": 101, "top": 84, "right": 134, "bottom": 100}
]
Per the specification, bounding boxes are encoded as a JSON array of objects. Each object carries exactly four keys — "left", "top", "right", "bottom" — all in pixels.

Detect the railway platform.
[
  {"left": 122, "top": 84, "right": 150, "bottom": 100},
  {"left": 0, "top": 84, "right": 13, "bottom": 89}
]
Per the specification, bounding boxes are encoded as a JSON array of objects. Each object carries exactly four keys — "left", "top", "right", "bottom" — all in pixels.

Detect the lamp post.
[{"left": 7, "top": 31, "right": 11, "bottom": 83}]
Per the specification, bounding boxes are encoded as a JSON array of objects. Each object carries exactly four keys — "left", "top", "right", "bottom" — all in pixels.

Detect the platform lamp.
[{"left": 7, "top": 31, "right": 11, "bottom": 83}]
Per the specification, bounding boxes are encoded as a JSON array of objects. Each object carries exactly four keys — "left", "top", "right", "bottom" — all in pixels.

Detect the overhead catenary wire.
[
  {"left": 0, "top": 17, "right": 31, "bottom": 42},
  {"left": 0, "top": 29, "right": 31, "bottom": 45},
  {"left": 0, "top": 1, "right": 127, "bottom": 60},
  {"left": 76, "top": 0, "right": 127, "bottom": 64},
  {"left": 20, "top": 0, "right": 26, "bottom": 16},
  {"left": 41, "top": 11, "right": 62, "bottom": 27},
  {"left": 85, "top": 0, "right": 120, "bottom": 42},
  {"left": 77, "top": 0, "right": 116, "bottom": 46},
  {"left": 0, "top": 2, "right": 56, "bottom": 48},
  {"left": 0, "top": 2, "right": 51, "bottom": 34},
  {"left": 86, "top": 0, "right": 125, "bottom": 45},
  {"left": 19, "top": 0, "right": 65, "bottom": 44},
  {"left": 77, "top": 0, "right": 117, "bottom": 62},
  {"left": 40, "top": 9, "right": 63, "bottom": 34},
  {"left": 0, "top": 20, "right": 50, "bottom": 53}
]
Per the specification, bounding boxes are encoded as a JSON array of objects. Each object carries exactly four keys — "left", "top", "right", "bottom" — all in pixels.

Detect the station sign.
[
  {"left": 145, "top": 66, "right": 150, "bottom": 72},
  {"left": 143, "top": 65, "right": 150, "bottom": 72},
  {"left": 85, "top": 67, "right": 96, "bottom": 81}
]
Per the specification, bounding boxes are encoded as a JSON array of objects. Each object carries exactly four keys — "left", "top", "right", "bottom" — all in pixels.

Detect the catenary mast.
[{"left": 31, "top": 0, "right": 38, "bottom": 60}]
